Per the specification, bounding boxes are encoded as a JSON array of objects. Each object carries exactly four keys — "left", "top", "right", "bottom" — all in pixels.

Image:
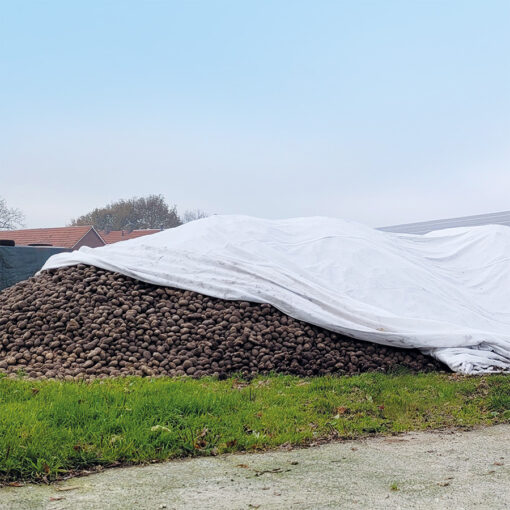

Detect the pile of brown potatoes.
[{"left": 0, "top": 265, "right": 445, "bottom": 379}]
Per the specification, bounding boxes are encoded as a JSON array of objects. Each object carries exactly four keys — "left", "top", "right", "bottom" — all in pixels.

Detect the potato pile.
[{"left": 0, "top": 265, "right": 444, "bottom": 379}]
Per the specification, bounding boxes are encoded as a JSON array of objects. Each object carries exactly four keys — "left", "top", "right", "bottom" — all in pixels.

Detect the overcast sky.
[{"left": 1, "top": 1, "right": 509, "bottom": 229}]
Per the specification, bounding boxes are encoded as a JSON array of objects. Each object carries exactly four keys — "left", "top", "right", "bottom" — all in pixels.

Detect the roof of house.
[
  {"left": 379, "top": 210, "right": 510, "bottom": 235},
  {"left": 0, "top": 226, "right": 103, "bottom": 248},
  {"left": 98, "top": 229, "right": 161, "bottom": 244}
]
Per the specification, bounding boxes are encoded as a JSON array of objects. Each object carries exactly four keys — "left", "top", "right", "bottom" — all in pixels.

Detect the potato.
[{"left": 0, "top": 265, "right": 445, "bottom": 380}]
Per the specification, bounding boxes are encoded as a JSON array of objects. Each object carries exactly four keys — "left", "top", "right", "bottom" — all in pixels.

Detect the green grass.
[{"left": 0, "top": 372, "right": 509, "bottom": 483}]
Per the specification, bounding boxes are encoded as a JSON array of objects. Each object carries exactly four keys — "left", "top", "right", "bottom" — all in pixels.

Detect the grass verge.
[{"left": 1, "top": 372, "right": 509, "bottom": 483}]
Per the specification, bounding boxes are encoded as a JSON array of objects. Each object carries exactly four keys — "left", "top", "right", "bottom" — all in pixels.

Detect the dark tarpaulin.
[{"left": 0, "top": 246, "right": 71, "bottom": 291}]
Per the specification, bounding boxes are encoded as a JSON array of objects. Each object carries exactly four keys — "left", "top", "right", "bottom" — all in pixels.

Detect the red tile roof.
[
  {"left": 98, "top": 229, "right": 160, "bottom": 244},
  {"left": 0, "top": 226, "right": 102, "bottom": 249}
]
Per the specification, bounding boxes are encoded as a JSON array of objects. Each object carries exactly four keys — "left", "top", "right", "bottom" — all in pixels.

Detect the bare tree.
[
  {"left": 182, "top": 209, "right": 209, "bottom": 223},
  {"left": 69, "top": 195, "right": 182, "bottom": 230},
  {"left": 0, "top": 197, "right": 25, "bottom": 230}
]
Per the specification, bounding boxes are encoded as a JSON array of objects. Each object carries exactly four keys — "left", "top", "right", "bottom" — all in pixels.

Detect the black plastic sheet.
[{"left": 0, "top": 246, "right": 70, "bottom": 291}]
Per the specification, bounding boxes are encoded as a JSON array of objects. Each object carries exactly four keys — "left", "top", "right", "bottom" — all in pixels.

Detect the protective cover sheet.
[{"left": 41, "top": 215, "right": 510, "bottom": 374}]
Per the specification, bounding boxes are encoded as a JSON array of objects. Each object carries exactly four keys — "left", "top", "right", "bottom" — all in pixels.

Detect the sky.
[{"left": 1, "top": 0, "right": 509, "bottom": 229}]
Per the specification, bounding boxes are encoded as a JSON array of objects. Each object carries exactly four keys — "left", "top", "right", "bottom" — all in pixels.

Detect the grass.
[{"left": 0, "top": 371, "right": 509, "bottom": 483}]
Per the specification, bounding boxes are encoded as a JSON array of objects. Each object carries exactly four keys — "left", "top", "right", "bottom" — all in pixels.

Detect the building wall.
[{"left": 73, "top": 229, "right": 105, "bottom": 249}]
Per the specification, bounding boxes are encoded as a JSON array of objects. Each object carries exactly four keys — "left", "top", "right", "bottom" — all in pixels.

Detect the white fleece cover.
[{"left": 41, "top": 215, "right": 510, "bottom": 374}]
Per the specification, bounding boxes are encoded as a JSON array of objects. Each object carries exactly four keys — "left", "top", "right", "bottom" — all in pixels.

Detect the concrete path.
[{"left": 1, "top": 425, "right": 509, "bottom": 510}]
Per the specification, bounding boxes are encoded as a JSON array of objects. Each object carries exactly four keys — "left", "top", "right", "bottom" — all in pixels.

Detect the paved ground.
[{"left": 1, "top": 424, "right": 509, "bottom": 510}]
